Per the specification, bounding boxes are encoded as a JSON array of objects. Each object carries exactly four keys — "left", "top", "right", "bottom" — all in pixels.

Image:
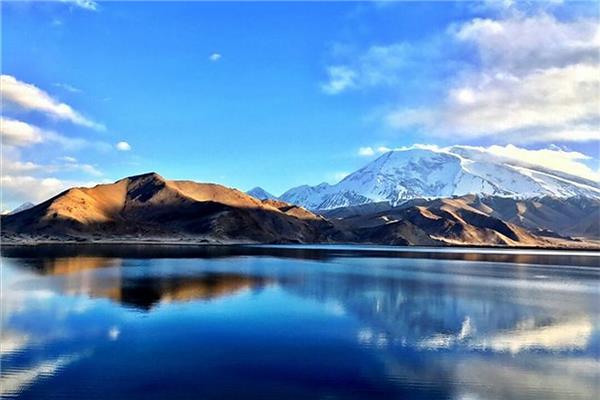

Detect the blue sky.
[{"left": 2, "top": 0, "right": 599, "bottom": 209}]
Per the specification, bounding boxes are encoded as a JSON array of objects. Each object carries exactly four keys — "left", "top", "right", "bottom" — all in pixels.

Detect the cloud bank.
[{"left": 323, "top": 10, "right": 600, "bottom": 144}]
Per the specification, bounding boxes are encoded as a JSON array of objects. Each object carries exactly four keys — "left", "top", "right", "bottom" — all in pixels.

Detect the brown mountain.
[
  {"left": 2, "top": 173, "right": 597, "bottom": 248},
  {"left": 1, "top": 172, "right": 341, "bottom": 244},
  {"left": 327, "top": 195, "right": 599, "bottom": 247}
]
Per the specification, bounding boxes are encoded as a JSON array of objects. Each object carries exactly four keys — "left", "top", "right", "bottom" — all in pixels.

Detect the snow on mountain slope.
[
  {"left": 8, "top": 202, "right": 35, "bottom": 215},
  {"left": 246, "top": 187, "right": 277, "bottom": 200},
  {"left": 280, "top": 146, "right": 600, "bottom": 210}
]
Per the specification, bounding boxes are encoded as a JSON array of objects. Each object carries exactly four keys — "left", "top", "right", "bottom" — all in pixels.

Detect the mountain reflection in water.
[
  {"left": 1, "top": 245, "right": 599, "bottom": 399},
  {"left": 10, "top": 256, "right": 271, "bottom": 310}
]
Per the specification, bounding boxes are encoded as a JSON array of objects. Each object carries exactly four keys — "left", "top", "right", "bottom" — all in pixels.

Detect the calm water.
[{"left": 1, "top": 245, "right": 599, "bottom": 399}]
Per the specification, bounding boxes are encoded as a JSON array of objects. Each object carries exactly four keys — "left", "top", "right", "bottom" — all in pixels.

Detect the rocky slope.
[
  {"left": 325, "top": 195, "right": 599, "bottom": 247},
  {"left": 1, "top": 172, "right": 341, "bottom": 244}
]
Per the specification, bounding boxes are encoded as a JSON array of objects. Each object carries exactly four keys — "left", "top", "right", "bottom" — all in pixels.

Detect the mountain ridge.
[
  {"left": 280, "top": 146, "right": 600, "bottom": 210},
  {"left": 1, "top": 172, "right": 598, "bottom": 248},
  {"left": 1, "top": 172, "right": 340, "bottom": 244}
]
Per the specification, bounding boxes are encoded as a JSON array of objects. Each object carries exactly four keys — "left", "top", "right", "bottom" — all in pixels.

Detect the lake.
[{"left": 1, "top": 244, "right": 599, "bottom": 399}]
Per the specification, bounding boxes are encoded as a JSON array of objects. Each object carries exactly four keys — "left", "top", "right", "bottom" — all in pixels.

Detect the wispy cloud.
[
  {"left": 325, "top": 171, "right": 350, "bottom": 184},
  {"left": 0, "top": 117, "right": 108, "bottom": 208},
  {"left": 387, "top": 14, "right": 600, "bottom": 143},
  {"left": 1, "top": 175, "right": 69, "bottom": 207},
  {"left": 60, "top": 157, "right": 103, "bottom": 177},
  {"left": 0, "top": 118, "right": 108, "bottom": 151},
  {"left": 325, "top": 10, "right": 600, "bottom": 144},
  {"left": 321, "top": 66, "right": 357, "bottom": 94},
  {"left": 358, "top": 146, "right": 392, "bottom": 157},
  {"left": 0, "top": 168, "right": 105, "bottom": 208},
  {"left": 1, "top": 75, "right": 104, "bottom": 130},
  {"left": 61, "top": 0, "right": 99, "bottom": 12},
  {"left": 209, "top": 52, "right": 222, "bottom": 62},
  {"left": 2, "top": 160, "right": 44, "bottom": 175},
  {"left": 53, "top": 82, "right": 82, "bottom": 93},
  {"left": 358, "top": 146, "right": 375, "bottom": 156},
  {"left": 1, "top": 118, "right": 44, "bottom": 147}
]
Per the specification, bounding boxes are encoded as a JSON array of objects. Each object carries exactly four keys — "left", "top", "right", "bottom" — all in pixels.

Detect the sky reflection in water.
[{"left": 1, "top": 245, "right": 599, "bottom": 399}]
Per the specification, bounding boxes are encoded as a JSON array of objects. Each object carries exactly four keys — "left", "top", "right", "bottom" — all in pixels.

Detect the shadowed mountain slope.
[
  {"left": 2, "top": 173, "right": 341, "bottom": 243},
  {"left": 2, "top": 174, "right": 596, "bottom": 248},
  {"left": 327, "top": 195, "right": 599, "bottom": 247}
]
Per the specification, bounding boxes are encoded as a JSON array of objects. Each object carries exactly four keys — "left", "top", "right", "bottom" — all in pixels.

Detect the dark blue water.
[{"left": 1, "top": 245, "right": 599, "bottom": 399}]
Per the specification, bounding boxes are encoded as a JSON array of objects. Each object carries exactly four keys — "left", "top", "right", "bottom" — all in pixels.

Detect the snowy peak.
[
  {"left": 9, "top": 202, "right": 35, "bottom": 215},
  {"left": 280, "top": 146, "right": 600, "bottom": 210},
  {"left": 246, "top": 187, "right": 277, "bottom": 200}
]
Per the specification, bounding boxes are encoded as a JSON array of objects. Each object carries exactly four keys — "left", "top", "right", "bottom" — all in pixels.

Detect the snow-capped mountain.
[
  {"left": 280, "top": 146, "right": 600, "bottom": 210},
  {"left": 246, "top": 187, "right": 277, "bottom": 200},
  {"left": 9, "top": 202, "right": 35, "bottom": 215}
]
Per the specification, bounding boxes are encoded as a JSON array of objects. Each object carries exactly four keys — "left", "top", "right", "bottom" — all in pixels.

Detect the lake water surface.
[{"left": 1, "top": 245, "right": 599, "bottom": 399}]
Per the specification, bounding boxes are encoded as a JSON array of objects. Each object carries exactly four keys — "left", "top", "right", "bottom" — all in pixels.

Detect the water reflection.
[
  {"left": 9, "top": 256, "right": 270, "bottom": 310},
  {"left": 1, "top": 245, "right": 599, "bottom": 399}
]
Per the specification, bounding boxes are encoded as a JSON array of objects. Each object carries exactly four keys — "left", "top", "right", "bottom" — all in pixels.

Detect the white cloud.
[
  {"left": 358, "top": 146, "right": 375, "bottom": 156},
  {"left": 1, "top": 118, "right": 44, "bottom": 147},
  {"left": 115, "top": 141, "right": 131, "bottom": 151},
  {"left": 3, "top": 156, "right": 102, "bottom": 178},
  {"left": 209, "top": 53, "right": 222, "bottom": 62},
  {"left": 326, "top": 171, "right": 350, "bottom": 183},
  {"left": 0, "top": 75, "right": 104, "bottom": 130},
  {"left": 387, "top": 63, "right": 600, "bottom": 142},
  {"left": 333, "top": 171, "right": 349, "bottom": 181},
  {"left": 0, "top": 118, "right": 102, "bottom": 150},
  {"left": 0, "top": 173, "right": 104, "bottom": 209},
  {"left": 358, "top": 146, "right": 393, "bottom": 157},
  {"left": 60, "top": 157, "right": 103, "bottom": 177},
  {"left": 59, "top": 156, "right": 78, "bottom": 163},
  {"left": 474, "top": 144, "right": 600, "bottom": 181},
  {"left": 61, "top": 0, "right": 98, "bottom": 12},
  {"left": 320, "top": 39, "right": 450, "bottom": 95},
  {"left": 386, "top": 15, "right": 600, "bottom": 142},
  {"left": 2, "top": 160, "right": 43, "bottom": 175},
  {"left": 327, "top": 12, "right": 600, "bottom": 144},
  {"left": 321, "top": 66, "right": 357, "bottom": 94},
  {"left": 453, "top": 14, "right": 599, "bottom": 73},
  {"left": 1, "top": 175, "right": 70, "bottom": 206},
  {"left": 0, "top": 119, "right": 107, "bottom": 210}
]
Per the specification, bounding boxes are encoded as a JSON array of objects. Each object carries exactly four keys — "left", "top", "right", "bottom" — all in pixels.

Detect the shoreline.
[{"left": 1, "top": 238, "right": 599, "bottom": 252}]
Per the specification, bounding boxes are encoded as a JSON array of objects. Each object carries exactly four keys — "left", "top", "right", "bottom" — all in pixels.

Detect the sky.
[{"left": 1, "top": 0, "right": 599, "bottom": 210}]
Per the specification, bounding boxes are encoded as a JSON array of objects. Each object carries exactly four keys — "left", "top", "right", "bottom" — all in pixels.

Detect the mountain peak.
[
  {"left": 280, "top": 146, "right": 600, "bottom": 210},
  {"left": 9, "top": 202, "right": 35, "bottom": 215},
  {"left": 246, "top": 187, "right": 276, "bottom": 200},
  {"left": 126, "top": 172, "right": 166, "bottom": 182}
]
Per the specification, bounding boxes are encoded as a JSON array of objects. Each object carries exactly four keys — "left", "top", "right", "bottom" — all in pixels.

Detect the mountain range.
[
  {"left": 277, "top": 146, "right": 600, "bottom": 210},
  {"left": 2, "top": 171, "right": 598, "bottom": 248},
  {"left": 1, "top": 173, "right": 339, "bottom": 244}
]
